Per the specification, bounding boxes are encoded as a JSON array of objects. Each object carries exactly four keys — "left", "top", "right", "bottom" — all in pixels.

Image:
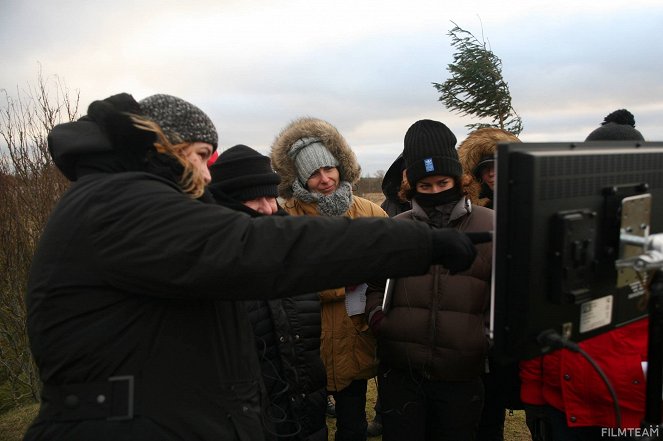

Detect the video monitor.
[{"left": 490, "top": 141, "right": 663, "bottom": 362}]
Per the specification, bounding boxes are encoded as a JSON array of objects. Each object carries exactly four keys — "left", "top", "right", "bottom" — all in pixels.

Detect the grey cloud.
[{"left": 2, "top": 1, "right": 662, "bottom": 176}]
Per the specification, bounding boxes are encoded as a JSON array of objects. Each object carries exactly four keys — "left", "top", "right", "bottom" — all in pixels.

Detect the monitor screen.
[{"left": 491, "top": 141, "right": 663, "bottom": 362}]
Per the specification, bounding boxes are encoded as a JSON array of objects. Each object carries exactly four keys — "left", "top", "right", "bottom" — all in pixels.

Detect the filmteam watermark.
[{"left": 601, "top": 427, "right": 660, "bottom": 438}]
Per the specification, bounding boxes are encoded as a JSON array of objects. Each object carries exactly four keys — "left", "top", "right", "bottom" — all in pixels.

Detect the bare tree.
[{"left": 0, "top": 68, "right": 79, "bottom": 409}]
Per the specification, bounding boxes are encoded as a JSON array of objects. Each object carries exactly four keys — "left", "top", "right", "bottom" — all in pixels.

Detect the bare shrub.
[{"left": 0, "top": 69, "right": 78, "bottom": 410}]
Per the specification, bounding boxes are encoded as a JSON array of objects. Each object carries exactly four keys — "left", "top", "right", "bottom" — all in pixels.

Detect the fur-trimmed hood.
[
  {"left": 270, "top": 117, "right": 361, "bottom": 198},
  {"left": 457, "top": 128, "right": 520, "bottom": 206}
]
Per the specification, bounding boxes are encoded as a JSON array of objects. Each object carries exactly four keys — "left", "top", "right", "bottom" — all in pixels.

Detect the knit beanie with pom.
[{"left": 585, "top": 109, "right": 644, "bottom": 141}]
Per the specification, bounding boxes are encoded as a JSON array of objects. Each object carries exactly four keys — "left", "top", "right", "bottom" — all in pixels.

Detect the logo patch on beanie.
[{"left": 424, "top": 158, "right": 434, "bottom": 172}]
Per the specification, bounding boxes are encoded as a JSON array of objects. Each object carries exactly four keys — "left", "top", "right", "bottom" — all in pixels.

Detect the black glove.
[
  {"left": 465, "top": 231, "right": 493, "bottom": 244},
  {"left": 430, "top": 228, "right": 477, "bottom": 273}
]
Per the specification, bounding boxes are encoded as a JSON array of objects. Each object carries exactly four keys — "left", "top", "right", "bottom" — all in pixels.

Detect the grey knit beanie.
[
  {"left": 287, "top": 137, "right": 339, "bottom": 184},
  {"left": 139, "top": 94, "right": 218, "bottom": 150}
]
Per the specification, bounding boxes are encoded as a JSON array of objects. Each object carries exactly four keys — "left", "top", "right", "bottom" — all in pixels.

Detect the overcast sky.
[{"left": 2, "top": 0, "right": 662, "bottom": 175}]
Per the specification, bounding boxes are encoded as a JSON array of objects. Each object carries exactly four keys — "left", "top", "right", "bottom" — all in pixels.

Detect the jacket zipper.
[{"left": 427, "top": 265, "right": 440, "bottom": 378}]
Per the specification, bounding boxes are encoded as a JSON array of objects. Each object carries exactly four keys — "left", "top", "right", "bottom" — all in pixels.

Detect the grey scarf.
[{"left": 292, "top": 180, "right": 353, "bottom": 216}]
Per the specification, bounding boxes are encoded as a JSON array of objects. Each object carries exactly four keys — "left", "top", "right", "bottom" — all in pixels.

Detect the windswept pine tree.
[{"left": 433, "top": 22, "right": 523, "bottom": 135}]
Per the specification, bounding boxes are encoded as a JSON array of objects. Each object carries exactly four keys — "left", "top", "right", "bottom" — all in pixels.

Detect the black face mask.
[{"left": 413, "top": 186, "right": 462, "bottom": 208}]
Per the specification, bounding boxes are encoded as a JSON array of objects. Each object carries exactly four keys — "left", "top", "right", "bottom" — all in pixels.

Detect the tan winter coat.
[
  {"left": 283, "top": 197, "right": 385, "bottom": 391},
  {"left": 271, "top": 117, "right": 382, "bottom": 391},
  {"left": 457, "top": 128, "right": 520, "bottom": 206}
]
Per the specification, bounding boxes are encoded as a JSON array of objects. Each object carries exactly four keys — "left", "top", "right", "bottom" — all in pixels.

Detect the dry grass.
[
  {"left": 361, "top": 193, "right": 386, "bottom": 206},
  {"left": 0, "top": 403, "right": 37, "bottom": 441},
  {"left": 327, "top": 380, "right": 532, "bottom": 441},
  {"left": 505, "top": 410, "right": 533, "bottom": 441}
]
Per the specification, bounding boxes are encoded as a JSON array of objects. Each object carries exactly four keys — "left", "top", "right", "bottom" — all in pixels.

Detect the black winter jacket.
[
  {"left": 246, "top": 295, "right": 326, "bottom": 441},
  {"left": 213, "top": 194, "right": 327, "bottom": 440},
  {"left": 25, "top": 119, "right": 435, "bottom": 441}
]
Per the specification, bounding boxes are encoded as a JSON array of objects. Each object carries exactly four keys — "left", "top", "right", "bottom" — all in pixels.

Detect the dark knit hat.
[
  {"left": 403, "top": 119, "right": 461, "bottom": 186},
  {"left": 139, "top": 94, "right": 218, "bottom": 150},
  {"left": 585, "top": 109, "right": 644, "bottom": 141},
  {"left": 209, "top": 144, "right": 280, "bottom": 201},
  {"left": 472, "top": 154, "right": 495, "bottom": 180}
]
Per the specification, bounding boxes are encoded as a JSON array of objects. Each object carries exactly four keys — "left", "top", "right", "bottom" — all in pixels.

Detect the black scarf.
[
  {"left": 479, "top": 182, "right": 494, "bottom": 209},
  {"left": 413, "top": 186, "right": 462, "bottom": 208}
]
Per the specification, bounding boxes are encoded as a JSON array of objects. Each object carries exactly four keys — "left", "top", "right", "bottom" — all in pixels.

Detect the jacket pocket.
[
  {"left": 223, "top": 380, "right": 266, "bottom": 441},
  {"left": 351, "top": 324, "right": 378, "bottom": 379}
]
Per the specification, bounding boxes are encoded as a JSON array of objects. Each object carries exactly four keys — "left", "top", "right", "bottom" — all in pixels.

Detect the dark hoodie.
[{"left": 379, "top": 153, "right": 411, "bottom": 217}]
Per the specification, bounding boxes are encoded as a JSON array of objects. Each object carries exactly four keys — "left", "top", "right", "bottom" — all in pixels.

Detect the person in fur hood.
[
  {"left": 457, "top": 128, "right": 520, "bottom": 209},
  {"left": 271, "top": 117, "right": 386, "bottom": 441},
  {"left": 457, "top": 127, "right": 522, "bottom": 441}
]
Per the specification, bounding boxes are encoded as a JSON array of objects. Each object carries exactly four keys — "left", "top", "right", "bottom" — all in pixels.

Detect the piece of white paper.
[{"left": 345, "top": 283, "right": 368, "bottom": 316}]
